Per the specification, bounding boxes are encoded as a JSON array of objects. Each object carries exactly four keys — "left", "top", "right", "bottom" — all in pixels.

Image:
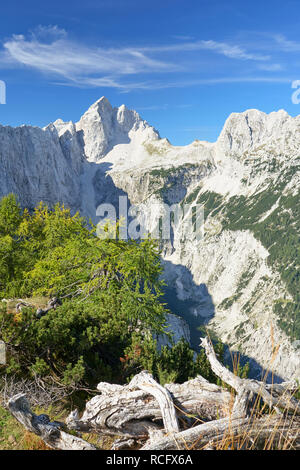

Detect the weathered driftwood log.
[
  {"left": 15, "top": 301, "right": 34, "bottom": 313},
  {"left": 8, "top": 393, "right": 97, "bottom": 450},
  {"left": 200, "top": 337, "right": 300, "bottom": 416},
  {"left": 142, "top": 339, "right": 300, "bottom": 450},
  {"left": 36, "top": 297, "right": 62, "bottom": 319},
  {"left": 142, "top": 416, "right": 249, "bottom": 450},
  {"left": 7, "top": 337, "right": 300, "bottom": 450},
  {"left": 8, "top": 392, "right": 300, "bottom": 451},
  {"left": 65, "top": 373, "right": 232, "bottom": 438},
  {"left": 129, "top": 371, "right": 180, "bottom": 434},
  {"left": 142, "top": 414, "right": 300, "bottom": 450}
]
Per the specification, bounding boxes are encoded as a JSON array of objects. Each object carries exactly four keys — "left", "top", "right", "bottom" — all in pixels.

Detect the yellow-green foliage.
[
  {"left": 0, "top": 194, "right": 170, "bottom": 387},
  {"left": 0, "top": 194, "right": 240, "bottom": 394}
]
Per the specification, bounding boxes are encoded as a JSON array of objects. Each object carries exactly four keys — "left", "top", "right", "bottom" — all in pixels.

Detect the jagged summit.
[
  {"left": 83, "top": 95, "right": 113, "bottom": 116},
  {"left": 2, "top": 97, "right": 298, "bottom": 154},
  {"left": 73, "top": 97, "right": 160, "bottom": 161},
  {"left": 79, "top": 96, "right": 141, "bottom": 125},
  {"left": 91, "top": 95, "right": 111, "bottom": 106},
  {"left": 216, "top": 107, "right": 300, "bottom": 157},
  {"left": 0, "top": 101, "right": 299, "bottom": 201}
]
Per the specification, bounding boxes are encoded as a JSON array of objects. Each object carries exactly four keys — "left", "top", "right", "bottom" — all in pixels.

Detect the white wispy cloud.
[
  {"left": 51, "top": 75, "right": 293, "bottom": 92},
  {"left": 0, "top": 26, "right": 290, "bottom": 91},
  {"left": 127, "top": 76, "right": 292, "bottom": 90},
  {"left": 139, "top": 39, "right": 270, "bottom": 61},
  {"left": 31, "top": 25, "right": 68, "bottom": 40},
  {"left": 2, "top": 32, "right": 175, "bottom": 79},
  {"left": 273, "top": 34, "right": 300, "bottom": 52},
  {"left": 257, "top": 63, "right": 283, "bottom": 71},
  {"left": 193, "top": 40, "right": 270, "bottom": 61}
]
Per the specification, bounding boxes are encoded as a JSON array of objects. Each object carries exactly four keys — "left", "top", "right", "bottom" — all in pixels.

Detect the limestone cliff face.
[
  {"left": 0, "top": 97, "right": 159, "bottom": 211},
  {"left": 1, "top": 97, "right": 299, "bottom": 381},
  {"left": 0, "top": 122, "right": 82, "bottom": 210}
]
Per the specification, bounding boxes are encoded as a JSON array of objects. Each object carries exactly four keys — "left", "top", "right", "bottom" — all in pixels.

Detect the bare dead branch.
[
  {"left": 6, "top": 337, "right": 300, "bottom": 450},
  {"left": 8, "top": 393, "right": 97, "bottom": 450}
]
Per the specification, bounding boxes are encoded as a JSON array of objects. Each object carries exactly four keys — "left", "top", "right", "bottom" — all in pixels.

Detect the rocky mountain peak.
[
  {"left": 74, "top": 97, "right": 158, "bottom": 161},
  {"left": 216, "top": 108, "right": 299, "bottom": 158}
]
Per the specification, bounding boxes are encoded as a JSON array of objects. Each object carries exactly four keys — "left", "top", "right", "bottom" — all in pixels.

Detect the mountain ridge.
[{"left": 0, "top": 97, "right": 299, "bottom": 381}]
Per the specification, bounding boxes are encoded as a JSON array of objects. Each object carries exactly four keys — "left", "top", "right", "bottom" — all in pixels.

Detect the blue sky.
[{"left": 1, "top": 0, "right": 300, "bottom": 145}]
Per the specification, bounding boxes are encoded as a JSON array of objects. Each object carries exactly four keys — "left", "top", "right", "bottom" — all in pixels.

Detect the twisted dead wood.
[
  {"left": 200, "top": 337, "right": 300, "bottom": 415},
  {"left": 65, "top": 372, "right": 231, "bottom": 438},
  {"left": 8, "top": 393, "right": 96, "bottom": 450},
  {"left": 7, "top": 336, "right": 300, "bottom": 450}
]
